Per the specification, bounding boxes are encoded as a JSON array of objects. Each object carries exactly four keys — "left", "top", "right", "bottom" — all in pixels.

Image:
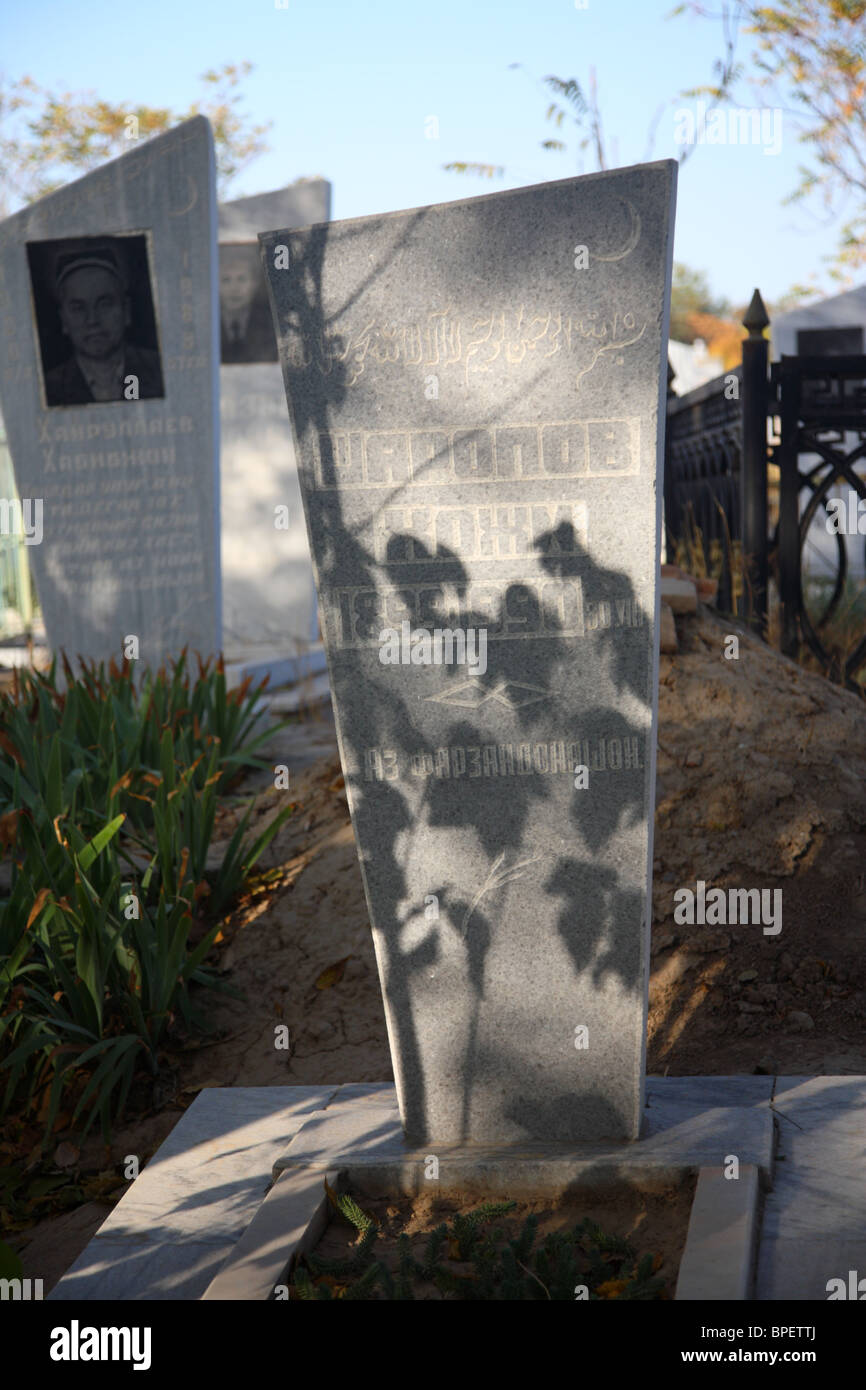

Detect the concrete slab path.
[{"left": 756, "top": 1076, "right": 866, "bottom": 1301}]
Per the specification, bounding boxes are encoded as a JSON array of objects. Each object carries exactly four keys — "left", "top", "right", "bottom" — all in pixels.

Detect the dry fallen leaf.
[
  {"left": 323, "top": 1177, "right": 342, "bottom": 1211},
  {"left": 0, "top": 808, "right": 21, "bottom": 851},
  {"left": 110, "top": 771, "right": 133, "bottom": 798},
  {"left": 315, "top": 956, "right": 351, "bottom": 991},
  {"left": 0, "top": 732, "right": 23, "bottom": 767},
  {"left": 26, "top": 888, "right": 51, "bottom": 931},
  {"left": 81, "top": 1171, "right": 125, "bottom": 1201}
]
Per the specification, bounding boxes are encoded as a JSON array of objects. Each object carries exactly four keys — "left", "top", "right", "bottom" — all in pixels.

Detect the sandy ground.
[
  {"left": 9, "top": 602, "right": 866, "bottom": 1290},
  {"left": 649, "top": 606, "right": 866, "bottom": 1078}
]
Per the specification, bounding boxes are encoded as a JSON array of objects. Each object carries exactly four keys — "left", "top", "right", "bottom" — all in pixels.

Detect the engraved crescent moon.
[
  {"left": 594, "top": 198, "right": 641, "bottom": 262},
  {"left": 168, "top": 174, "right": 198, "bottom": 218}
]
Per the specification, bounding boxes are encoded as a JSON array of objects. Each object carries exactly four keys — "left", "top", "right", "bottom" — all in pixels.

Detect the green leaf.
[
  {"left": 77, "top": 814, "right": 125, "bottom": 872},
  {"left": 159, "top": 727, "right": 176, "bottom": 792}
]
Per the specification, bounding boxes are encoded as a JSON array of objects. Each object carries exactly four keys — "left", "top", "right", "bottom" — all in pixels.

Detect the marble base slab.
[
  {"left": 47, "top": 1087, "right": 337, "bottom": 1301},
  {"left": 272, "top": 1077, "right": 776, "bottom": 1187}
]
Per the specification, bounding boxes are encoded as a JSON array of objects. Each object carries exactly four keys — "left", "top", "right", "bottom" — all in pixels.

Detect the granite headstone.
[
  {"left": 0, "top": 116, "right": 220, "bottom": 668},
  {"left": 218, "top": 180, "right": 330, "bottom": 659},
  {"left": 262, "top": 163, "right": 677, "bottom": 1145}
]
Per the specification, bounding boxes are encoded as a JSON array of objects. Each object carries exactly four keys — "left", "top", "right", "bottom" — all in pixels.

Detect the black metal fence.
[
  {"left": 664, "top": 291, "right": 866, "bottom": 692},
  {"left": 663, "top": 365, "right": 743, "bottom": 614}
]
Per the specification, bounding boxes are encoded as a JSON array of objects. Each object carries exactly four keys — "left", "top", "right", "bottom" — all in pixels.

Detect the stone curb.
[
  {"left": 675, "top": 1164, "right": 761, "bottom": 1301},
  {"left": 201, "top": 1166, "right": 341, "bottom": 1301}
]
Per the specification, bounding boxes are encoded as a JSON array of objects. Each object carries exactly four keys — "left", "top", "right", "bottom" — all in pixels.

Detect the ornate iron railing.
[
  {"left": 664, "top": 293, "right": 866, "bottom": 692},
  {"left": 664, "top": 367, "right": 743, "bottom": 614},
  {"left": 771, "top": 355, "right": 866, "bottom": 688}
]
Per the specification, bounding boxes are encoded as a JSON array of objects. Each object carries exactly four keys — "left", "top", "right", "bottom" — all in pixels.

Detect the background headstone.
[
  {"left": 262, "top": 163, "right": 677, "bottom": 1145},
  {"left": 0, "top": 116, "right": 220, "bottom": 669},
  {"left": 770, "top": 282, "right": 866, "bottom": 361},
  {"left": 218, "top": 180, "right": 330, "bottom": 663}
]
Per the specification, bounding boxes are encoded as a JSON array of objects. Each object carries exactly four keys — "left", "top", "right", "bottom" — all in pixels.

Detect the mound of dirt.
[{"left": 649, "top": 604, "right": 866, "bottom": 1075}]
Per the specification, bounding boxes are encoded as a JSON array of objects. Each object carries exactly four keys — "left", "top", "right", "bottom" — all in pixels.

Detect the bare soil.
[
  {"left": 298, "top": 1177, "right": 695, "bottom": 1299},
  {"left": 9, "top": 602, "right": 866, "bottom": 1290},
  {"left": 649, "top": 606, "right": 866, "bottom": 1078}
]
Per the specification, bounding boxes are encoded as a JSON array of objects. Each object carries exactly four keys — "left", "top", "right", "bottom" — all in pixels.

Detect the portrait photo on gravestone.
[
  {"left": 26, "top": 232, "right": 165, "bottom": 407},
  {"left": 219, "top": 241, "right": 278, "bottom": 364}
]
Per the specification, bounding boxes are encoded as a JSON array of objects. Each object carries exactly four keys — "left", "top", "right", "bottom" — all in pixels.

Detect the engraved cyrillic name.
[
  {"left": 312, "top": 417, "right": 640, "bottom": 489},
  {"left": 361, "top": 737, "right": 643, "bottom": 781},
  {"left": 371, "top": 500, "right": 589, "bottom": 563}
]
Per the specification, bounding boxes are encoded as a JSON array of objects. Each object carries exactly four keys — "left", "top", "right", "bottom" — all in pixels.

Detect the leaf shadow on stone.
[{"left": 265, "top": 219, "right": 655, "bottom": 1145}]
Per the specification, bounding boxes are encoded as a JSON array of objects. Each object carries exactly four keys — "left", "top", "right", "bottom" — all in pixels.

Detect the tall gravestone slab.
[
  {"left": 217, "top": 180, "right": 330, "bottom": 659},
  {"left": 262, "top": 162, "right": 677, "bottom": 1145},
  {"left": 0, "top": 117, "right": 220, "bottom": 667}
]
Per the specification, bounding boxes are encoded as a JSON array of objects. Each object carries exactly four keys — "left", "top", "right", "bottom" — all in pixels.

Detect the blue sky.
[{"left": 4, "top": 0, "right": 854, "bottom": 312}]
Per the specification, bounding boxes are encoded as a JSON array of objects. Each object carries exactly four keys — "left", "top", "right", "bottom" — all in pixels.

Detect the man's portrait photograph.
[
  {"left": 219, "top": 242, "right": 278, "bottom": 364},
  {"left": 27, "top": 233, "right": 165, "bottom": 408}
]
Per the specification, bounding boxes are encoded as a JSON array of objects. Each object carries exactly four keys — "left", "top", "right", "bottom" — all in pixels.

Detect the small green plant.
[{"left": 288, "top": 1189, "right": 670, "bottom": 1301}]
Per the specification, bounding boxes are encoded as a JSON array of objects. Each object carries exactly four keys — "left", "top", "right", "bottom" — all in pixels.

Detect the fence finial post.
[
  {"left": 743, "top": 289, "right": 769, "bottom": 339},
  {"left": 741, "top": 288, "right": 770, "bottom": 636}
]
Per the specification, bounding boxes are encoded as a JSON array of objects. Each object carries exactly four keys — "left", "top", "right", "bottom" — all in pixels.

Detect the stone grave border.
[
  {"left": 46, "top": 1077, "right": 778, "bottom": 1302},
  {"left": 200, "top": 1077, "right": 774, "bottom": 1302}
]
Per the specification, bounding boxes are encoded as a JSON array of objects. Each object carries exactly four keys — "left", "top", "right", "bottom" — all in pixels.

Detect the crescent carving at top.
[
  {"left": 168, "top": 174, "right": 199, "bottom": 218},
  {"left": 594, "top": 198, "right": 641, "bottom": 262}
]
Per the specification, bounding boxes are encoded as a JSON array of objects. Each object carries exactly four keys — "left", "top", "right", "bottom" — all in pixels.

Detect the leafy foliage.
[
  {"left": 444, "top": 63, "right": 619, "bottom": 180},
  {"left": 673, "top": 0, "right": 866, "bottom": 282},
  {"left": 0, "top": 63, "right": 271, "bottom": 212},
  {"left": 0, "top": 653, "right": 294, "bottom": 1146}
]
